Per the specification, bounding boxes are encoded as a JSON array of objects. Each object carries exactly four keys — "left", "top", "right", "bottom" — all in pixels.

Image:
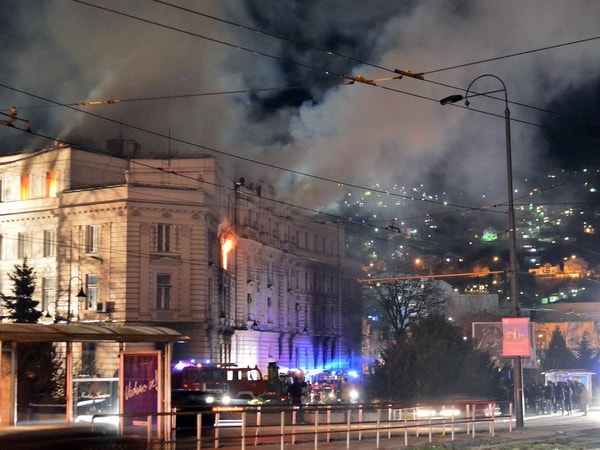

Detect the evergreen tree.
[
  {"left": 575, "top": 336, "right": 597, "bottom": 371},
  {"left": 365, "top": 313, "right": 509, "bottom": 402},
  {"left": 1, "top": 258, "right": 42, "bottom": 323},
  {"left": 542, "top": 326, "right": 577, "bottom": 370},
  {"left": 1, "top": 260, "right": 63, "bottom": 410}
]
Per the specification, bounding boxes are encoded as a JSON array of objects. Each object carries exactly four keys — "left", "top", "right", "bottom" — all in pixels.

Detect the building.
[{"left": 0, "top": 144, "right": 362, "bottom": 376}]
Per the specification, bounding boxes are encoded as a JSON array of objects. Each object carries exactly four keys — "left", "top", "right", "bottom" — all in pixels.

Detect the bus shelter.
[
  {"left": 543, "top": 369, "right": 596, "bottom": 400},
  {"left": 0, "top": 323, "right": 188, "bottom": 439}
]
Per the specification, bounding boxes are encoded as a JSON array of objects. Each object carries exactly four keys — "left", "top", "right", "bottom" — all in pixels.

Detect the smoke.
[{"left": 2, "top": 0, "right": 600, "bottom": 232}]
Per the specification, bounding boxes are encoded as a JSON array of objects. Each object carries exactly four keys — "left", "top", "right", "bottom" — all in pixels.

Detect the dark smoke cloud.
[{"left": 1, "top": 0, "right": 599, "bottom": 238}]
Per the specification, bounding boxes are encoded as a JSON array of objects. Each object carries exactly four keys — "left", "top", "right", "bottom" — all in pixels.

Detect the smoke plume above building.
[{"left": 1, "top": 1, "right": 599, "bottom": 238}]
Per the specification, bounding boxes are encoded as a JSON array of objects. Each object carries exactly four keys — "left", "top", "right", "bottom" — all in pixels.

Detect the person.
[
  {"left": 555, "top": 382, "right": 565, "bottom": 415},
  {"left": 543, "top": 382, "right": 555, "bottom": 414},
  {"left": 287, "top": 376, "right": 307, "bottom": 423},
  {"left": 579, "top": 383, "right": 590, "bottom": 416},
  {"left": 564, "top": 381, "right": 573, "bottom": 415}
]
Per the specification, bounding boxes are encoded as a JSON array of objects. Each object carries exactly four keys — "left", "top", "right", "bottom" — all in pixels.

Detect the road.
[{"left": 172, "top": 406, "right": 600, "bottom": 449}]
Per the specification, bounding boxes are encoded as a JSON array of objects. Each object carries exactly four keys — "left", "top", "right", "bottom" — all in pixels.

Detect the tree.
[
  {"left": 542, "top": 326, "right": 577, "bottom": 370},
  {"left": 365, "top": 314, "right": 510, "bottom": 403},
  {"left": 363, "top": 264, "right": 449, "bottom": 342},
  {"left": 0, "top": 260, "right": 63, "bottom": 411},
  {"left": 1, "top": 258, "right": 42, "bottom": 323},
  {"left": 575, "top": 336, "right": 597, "bottom": 371}
]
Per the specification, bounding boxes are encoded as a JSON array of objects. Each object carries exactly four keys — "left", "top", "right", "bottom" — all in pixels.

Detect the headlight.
[
  {"left": 416, "top": 408, "right": 437, "bottom": 418},
  {"left": 349, "top": 389, "right": 359, "bottom": 400},
  {"left": 205, "top": 395, "right": 215, "bottom": 404},
  {"left": 222, "top": 395, "right": 231, "bottom": 405},
  {"left": 439, "top": 407, "right": 461, "bottom": 417}
]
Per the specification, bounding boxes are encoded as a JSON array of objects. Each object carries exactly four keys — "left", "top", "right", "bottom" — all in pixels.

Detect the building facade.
[{"left": 0, "top": 145, "right": 362, "bottom": 376}]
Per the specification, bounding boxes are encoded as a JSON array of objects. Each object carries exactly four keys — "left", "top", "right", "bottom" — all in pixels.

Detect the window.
[
  {"left": 17, "top": 232, "right": 28, "bottom": 258},
  {"left": 86, "top": 225, "right": 99, "bottom": 253},
  {"left": 45, "top": 171, "right": 57, "bottom": 197},
  {"left": 156, "top": 274, "right": 171, "bottom": 309},
  {"left": 42, "top": 277, "right": 55, "bottom": 313},
  {"left": 85, "top": 274, "right": 99, "bottom": 311},
  {"left": 20, "top": 174, "right": 30, "bottom": 200},
  {"left": 156, "top": 224, "right": 171, "bottom": 252},
  {"left": 0, "top": 179, "right": 3, "bottom": 202},
  {"left": 207, "top": 231, "right": 216, "bottom": 266},
  {"left": 43, "top": 230, "right": 55, "bottom": 257}
]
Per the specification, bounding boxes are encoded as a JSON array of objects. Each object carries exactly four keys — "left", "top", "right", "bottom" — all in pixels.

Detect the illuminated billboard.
[{"left": 502, "top": 317, "right": 531, "bottom": 357}]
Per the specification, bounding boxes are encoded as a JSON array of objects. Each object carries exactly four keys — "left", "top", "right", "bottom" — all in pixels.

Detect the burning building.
[{"left": 0, "top": 144, "right": 363, "bottom": 375}]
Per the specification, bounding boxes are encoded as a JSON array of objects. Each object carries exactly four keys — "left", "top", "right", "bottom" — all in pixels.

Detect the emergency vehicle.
[
  {"left": 220, "top": 365, "right": 270, "bottom": 400},
  {"left": 170, "top": 361, "right": 231, "bottom": 405}
]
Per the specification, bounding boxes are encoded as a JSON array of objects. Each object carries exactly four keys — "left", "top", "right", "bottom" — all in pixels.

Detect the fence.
[{"left": 91, "top": 400, "right": 513, "bottom": 449}]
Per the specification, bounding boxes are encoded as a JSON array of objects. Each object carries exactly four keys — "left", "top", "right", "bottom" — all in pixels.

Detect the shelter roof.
[{"left": 0, "top": 323, "right": 189, "bottom": 343}]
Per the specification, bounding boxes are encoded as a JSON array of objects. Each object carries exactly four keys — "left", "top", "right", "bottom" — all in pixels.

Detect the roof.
[
  {"left": 542, "top": 369, "right": 596, "bottom": 376},
  {"left": 0, "top": 323, "right": 190, "bottom": 343}
]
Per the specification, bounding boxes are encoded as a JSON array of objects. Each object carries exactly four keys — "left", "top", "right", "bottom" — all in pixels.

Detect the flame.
[{"left": 219, "top": 220, "right": 237, "bottom": 270}]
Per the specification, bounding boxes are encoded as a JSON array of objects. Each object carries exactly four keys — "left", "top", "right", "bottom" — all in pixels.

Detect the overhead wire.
[
  {"left": 150, "top": 0, "right": 600, "bottom": 130},
  {"left": 0, "top": 93, "right": 491, "bottom": 261},
  {"left": 3, "top": 2, "right": 596, "bottom": 248},
  {"left": 1, "top": 110, "right": 592, "bottom": 273},
  {"left": 0, "top": 82, "right": 588, "bottom": 257},
  {"left": 0, "top": 82, "right": 496, "bottom": 218},
  {"left": 68, "top": 0, "right": 564, "bottom": 130},
  {"left": 0, "top": 4, "right": 595, "bottom": 315}
]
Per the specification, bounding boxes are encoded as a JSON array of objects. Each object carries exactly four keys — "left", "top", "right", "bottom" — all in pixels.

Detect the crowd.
[{"left": 524, "top": 379, "right": 590, "bottom": 416}]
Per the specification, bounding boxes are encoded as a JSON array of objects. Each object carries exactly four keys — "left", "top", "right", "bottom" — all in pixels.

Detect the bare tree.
[{"left": 364, "top": 264, "right": 449, "bottom": 343}]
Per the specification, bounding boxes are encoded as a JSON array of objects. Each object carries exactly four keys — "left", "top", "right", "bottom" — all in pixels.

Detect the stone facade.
[{"left": 0, "top": 146, "right": 362, "bottom": 375}]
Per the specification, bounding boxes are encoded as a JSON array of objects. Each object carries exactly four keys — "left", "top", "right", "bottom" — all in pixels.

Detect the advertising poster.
[
  {"left": 472, "top": 322, "right": 507, "bottom": 365},
  {"left": 502, "top": 317, "right": 531, "bottom": 357},
  {"left": 121, "top": 351, "right": 160, "bottom": 428}
]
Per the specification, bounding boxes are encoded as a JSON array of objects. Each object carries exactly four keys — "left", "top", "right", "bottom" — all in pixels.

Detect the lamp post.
[
  {"left": 66, "top": 276, "right": 87, "bottom": 323},
  {"left": 440, "top": 74, "right": 524, "bottom": 429},
  {"left": 246, "top": 312, "right": 260, "bottom": 331}
]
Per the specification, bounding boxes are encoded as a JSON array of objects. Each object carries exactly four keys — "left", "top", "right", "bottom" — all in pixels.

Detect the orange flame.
[{"left": 219, "top": 220, "right": 237, "bottom": 270}]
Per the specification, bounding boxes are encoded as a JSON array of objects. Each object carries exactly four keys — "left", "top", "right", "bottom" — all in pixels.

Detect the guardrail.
[{"left": 91, "top": 400, "right": 513, "bottom": 449}]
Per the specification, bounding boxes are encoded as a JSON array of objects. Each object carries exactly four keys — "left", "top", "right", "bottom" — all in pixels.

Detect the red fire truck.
[
  {"left": 171, "top": 361, "right": 282, "bottom": 404},
  {"left": 220, "top": 365, "right": 270, "bottom": 401},
  {"left": 170, "top": 361, "right": 231, "bottom": 406},
  {"left": 170, "top": 360, "right": 232, "bottom": 429}
]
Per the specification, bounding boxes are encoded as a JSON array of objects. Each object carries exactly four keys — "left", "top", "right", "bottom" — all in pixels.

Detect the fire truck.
[
  {"left": 218, "top": 365, "right": 263, "bottom": 399},
  {"left": 171, "top": 360, "right": 240, "bottom": 429},
  {"left": 171, "top": 361, "right": 283, "bottom": 404},
  {"left": 170, "top": 360, "right": 232, "bottom": 423}
]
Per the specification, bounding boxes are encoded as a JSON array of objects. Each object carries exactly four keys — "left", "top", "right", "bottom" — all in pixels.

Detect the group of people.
[{"left": 525, "top": 379, "right": 590, "bottom": 416}]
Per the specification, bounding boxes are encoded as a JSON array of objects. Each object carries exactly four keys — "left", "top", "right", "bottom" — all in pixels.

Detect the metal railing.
[{"left": 91, "top": 400, "right": 513, "bottom": 449}]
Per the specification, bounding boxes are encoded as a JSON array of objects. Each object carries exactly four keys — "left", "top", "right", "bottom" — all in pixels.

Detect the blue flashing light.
[
  {"left": 173, "top": 361, "right": 190, "bottom": 371},
  {"left": 173, "top": 359, "right": 202, "bottom": 372}
]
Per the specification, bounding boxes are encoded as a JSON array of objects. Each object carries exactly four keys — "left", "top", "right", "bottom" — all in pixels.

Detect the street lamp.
[
  {"left": 440, "top": 74, "right": 524, "bottom": 429},
  {"left": 66, "top": 276, "right": 87, "bottom": 323},
  {"left": 246, "top": 313, "right": 260, "bottom": 331}
]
